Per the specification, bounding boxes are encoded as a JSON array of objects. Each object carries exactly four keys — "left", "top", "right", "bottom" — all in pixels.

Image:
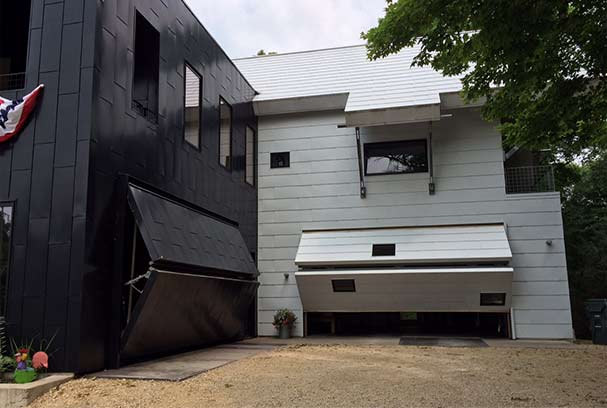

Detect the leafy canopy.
[{"left": 363, "top": 1, "right": 607, "bottom": 160}]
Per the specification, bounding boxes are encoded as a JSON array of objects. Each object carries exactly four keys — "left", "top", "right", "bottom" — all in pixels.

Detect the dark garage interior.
[{"left": 306, "top": 312, "right": 510, "bottom": 338}]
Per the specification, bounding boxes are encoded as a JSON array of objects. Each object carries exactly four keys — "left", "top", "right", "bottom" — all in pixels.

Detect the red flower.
[{"left": 19, "top": 348, "right": 28, "bottom": 354}]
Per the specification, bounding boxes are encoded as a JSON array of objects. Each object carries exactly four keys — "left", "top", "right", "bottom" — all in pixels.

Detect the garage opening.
[{"left": 306, "top": 312, "right": 510, "bottom": 338}]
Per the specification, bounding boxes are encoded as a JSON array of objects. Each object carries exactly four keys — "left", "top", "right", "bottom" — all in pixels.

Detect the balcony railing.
[
  {"left": 505, "top": 165, "right": 555, "bottom": 194},
  {"left": 0, "top": 72, "right": 26, "bottom": 92}
]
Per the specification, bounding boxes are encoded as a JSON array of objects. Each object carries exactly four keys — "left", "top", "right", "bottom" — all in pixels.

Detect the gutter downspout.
[
  {"left": 428, "top": 122, "right": 435, "bottom": 195},
  {"left": 355, "top": 126, "right": 367, "bottom": 198}
]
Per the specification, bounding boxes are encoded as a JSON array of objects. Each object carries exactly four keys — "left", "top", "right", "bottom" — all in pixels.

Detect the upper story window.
[
  {"left": 0, "top": 1, "right": 31, "bottom": 91},
  {"left": 184, "top": 64, "right": 201, "bottom": 149},
  {"left": 132, "top": 11, "right": 159, "bottom": 123},
  {"left": 219, "top": 98, "right": 232, "bottom": 169},
  {"left": 245, "top": 126, "right": 255, "bottom": 185},
  {"left": 364, "top": 139, "right": 428, "bottom": 175},
  {"left": 0, "top": 204, "right": 13, "bottom": 318}
]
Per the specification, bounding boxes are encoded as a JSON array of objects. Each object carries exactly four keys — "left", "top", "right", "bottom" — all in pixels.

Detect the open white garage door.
[{"left": 294, "top": 223, "right": 513, "bottom": 313}]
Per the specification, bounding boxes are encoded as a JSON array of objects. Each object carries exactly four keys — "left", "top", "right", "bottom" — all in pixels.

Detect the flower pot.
[
  {"left": 278, "top": 324, "right": 292, "bottom": 339},
  {"left": 14, "top": 369, "right": 37, "bottom": 384}
]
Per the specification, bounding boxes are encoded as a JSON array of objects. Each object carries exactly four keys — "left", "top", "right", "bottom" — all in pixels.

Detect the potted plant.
[{"left": 273, "top": 308, "right": 297, "bottom": 339}]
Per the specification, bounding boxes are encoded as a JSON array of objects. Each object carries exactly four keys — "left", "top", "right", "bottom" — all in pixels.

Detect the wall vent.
[{"left": 372, "top": 244, "right": 396, "bottom": 256}]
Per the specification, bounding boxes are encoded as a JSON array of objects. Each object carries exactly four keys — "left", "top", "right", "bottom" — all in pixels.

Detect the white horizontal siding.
[{"left": 256, "top": 109, "right": 573, "bottom": 338}]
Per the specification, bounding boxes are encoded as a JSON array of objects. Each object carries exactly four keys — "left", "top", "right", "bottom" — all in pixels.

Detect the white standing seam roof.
[
  {"left": 294, "top": 224, "right": 512, "bottom": 267},
  {"left": 233, "top": 44, "right": 464, "bottom": 113}
]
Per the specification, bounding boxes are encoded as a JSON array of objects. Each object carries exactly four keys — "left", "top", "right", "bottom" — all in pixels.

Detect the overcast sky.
[{"left": 185, "top": 0, "right": 387, "bottom": 59}]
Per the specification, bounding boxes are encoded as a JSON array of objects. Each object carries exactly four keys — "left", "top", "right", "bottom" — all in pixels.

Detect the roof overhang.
[
  {"left": 252, "top": 90, "right": 488, "bottom": 126},
  {"left": 253, "top": 93, "right": 349, "bottom": 116},
  {"left": 344, "top": 103, "right": 441, "bottom": 127}
]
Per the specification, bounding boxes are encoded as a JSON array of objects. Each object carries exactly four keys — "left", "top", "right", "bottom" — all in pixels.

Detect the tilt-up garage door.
[{"left": 120, "top": 185, "right": 258, "bottom": 361}]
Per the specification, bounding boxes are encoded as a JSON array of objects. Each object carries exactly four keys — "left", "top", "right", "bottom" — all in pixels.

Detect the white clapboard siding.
[{"left": 256, "top": 109, "right": 573, "bottom": 338}]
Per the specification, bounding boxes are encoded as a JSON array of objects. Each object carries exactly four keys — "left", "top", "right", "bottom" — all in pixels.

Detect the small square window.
[
  {"left": 270, "top": 152, "right": 290, "bottom": 169},
  {"left": 372, "top": 244, "right": 396, "bottom": 256},
  {"left": 480, "top": 293, "right": 506, "bottom": 306},
  {"left": 364, "top": 139, "right": 428, "bottom": 175},
  {"left": 332, "top": 279, "right": 356, "bottom": 293}
]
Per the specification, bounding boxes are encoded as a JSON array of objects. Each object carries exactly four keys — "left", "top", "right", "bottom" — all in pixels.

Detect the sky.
[{"left": 185, "top": 0, "right": 387, "bottom": 59}]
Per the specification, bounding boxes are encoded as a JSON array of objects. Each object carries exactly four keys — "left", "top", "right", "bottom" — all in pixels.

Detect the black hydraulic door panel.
[
  {"left": 127, "top": 184, "right": 258, "bottom": 277},
  {"left": 121, "top": 269, "right": 259, "bottom": 361}
]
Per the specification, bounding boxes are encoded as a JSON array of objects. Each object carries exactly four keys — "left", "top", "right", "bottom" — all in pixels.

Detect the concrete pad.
[
  {"left": 241, "top": 335, "right": 402, "bottom": 346},
  {"left": 399, "top": 337, "right": 488, "bottom": 347},
  {"left": 93, "top": 344, "right": 276, "bottom": 381},
  {"left": 0, "top": 373, "right": 74, "bottom": 408}
]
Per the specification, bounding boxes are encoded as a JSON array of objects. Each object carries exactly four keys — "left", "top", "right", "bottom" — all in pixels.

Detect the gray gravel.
[{"left": 32, "top": 344, "right": 607, "bottom": 407}]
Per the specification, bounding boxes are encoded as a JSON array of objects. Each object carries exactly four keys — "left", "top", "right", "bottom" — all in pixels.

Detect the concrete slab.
[
  {"left": 399, "top": 337, "right": 488, "bottom": 347},
  {"left": 93, "top": 344, "right": 276, "bottom": 381}
]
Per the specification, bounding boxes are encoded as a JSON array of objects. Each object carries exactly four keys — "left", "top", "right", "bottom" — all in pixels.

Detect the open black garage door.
[{"left": 120, "top": 185, "right": 258, "bottom": 362}]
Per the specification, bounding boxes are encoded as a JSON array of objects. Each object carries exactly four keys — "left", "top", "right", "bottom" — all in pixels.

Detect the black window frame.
[
  {"left": 218, "top": 97, "right": 233, "bottom": 171},
  {"left": 0, "top": 203, "right": 14, "bottom": 318},
  {"left": 372, "top": 244, "right": 396, "bottom": 257},
  {"left": 364, "top": 139, "right": 429, "bottom": 176},
  {"left": 183, "top": 62, "right": 202, "bottom": 150},
  {"left": 480, "top": 293, "right": 507, "bottom": 306},
  {"left": 270, "top": 152, "right": 290, "bottom": 169},
  {"left": 332, "top": 279, "right": 356, "bottom": 293},
  {"left": 131, "top": 10, "right": 160, "bottom": 124},
  {"left": 245, "top": 125, "right": 256, "bottom": 186},
  {"left": 0, "top": 1, "right": 31, "bottom": 91}
]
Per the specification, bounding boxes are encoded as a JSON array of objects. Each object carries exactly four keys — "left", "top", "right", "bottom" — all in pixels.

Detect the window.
[
  {"left": 364, "top": 140, "right": 428, "bottom": 175},
  {"left": 372, "top": 244, "right": 396, "bottom": 256},
  {"left": 0, "top": 1, "right": 31, "bottom": 90},
  {"left": 245, "top": 126, "right": 255, "bottom": 185},
  {"left": 270, "top": 152, "right": 290, "bottom": 169},
  {"left": 480, "top": 293, "right": 506, "bottom": 306},
  {"left": 132, "top": 11, "right": 159, "bottom": 123},
  {"left": 332, "top": 279, "right": 356, "bottom": 293},
  {"left": 184, "top": 64, "right": 201, "bottom": 148},
  {"left": 219, "top": 98, "right": 232, "bottom": 169},
  {"left": 0, "top": 205, "right": 12, "bottom": 317}
]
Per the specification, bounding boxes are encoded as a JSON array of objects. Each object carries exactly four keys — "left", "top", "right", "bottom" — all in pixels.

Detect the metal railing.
[
  {"left": 0, "top": 72, "right": 26, "bottom": 91},
  {"left": 505, "top": 165, "right": 555, "bottom": 194}
]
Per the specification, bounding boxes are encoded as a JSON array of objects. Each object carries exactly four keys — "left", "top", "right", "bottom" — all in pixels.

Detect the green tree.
[
  {"left": 560, "top": 155, "right": 607, "bottom": 337},
  {"left": 363, "top": 1, "right": 607, "bottom": 160}
]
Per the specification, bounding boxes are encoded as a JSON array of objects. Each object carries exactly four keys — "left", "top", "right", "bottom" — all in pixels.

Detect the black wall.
[
  {"left": 1, "top": 0, "right": 97, "bottom": 372},
  {"left": 83, "top": 0, "right": 258, "bottom": 372},
  {"left": 2, "top": 0, "right": 257, "bottom": 373}
]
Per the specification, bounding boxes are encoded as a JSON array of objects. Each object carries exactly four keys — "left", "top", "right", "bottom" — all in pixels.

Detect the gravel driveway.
[{"left": 32, "top": 344, "right": 607, "bottom": 407}]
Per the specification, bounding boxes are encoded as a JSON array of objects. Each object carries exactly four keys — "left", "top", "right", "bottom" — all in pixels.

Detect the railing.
[
  {"left": 0, "top": 72, "right": 26, "bottom": 91},
  {"left": 505, "top": 165, "right": 555, "bottom": 194}
]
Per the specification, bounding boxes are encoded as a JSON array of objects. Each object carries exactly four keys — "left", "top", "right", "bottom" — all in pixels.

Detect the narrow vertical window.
[
  {"left": 245, "top": 126, "right": 255, "bottom": 185},
  {"left": 132, "top": 11, "right": 160, "bottom": 123},
  {"left": 0, "top": 205, "right": 13, "bottom": 317},
  {"left": 0, "top": 1, "right": 31, "bottom": 90},
  {"left": 184, "top": 64, "right": 201, "bottom": 148},
  {"left": 219, "top": 98, "right": 232, "bottom": 169}
]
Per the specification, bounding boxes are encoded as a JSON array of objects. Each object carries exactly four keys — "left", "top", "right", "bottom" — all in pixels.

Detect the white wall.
[{"left": 257, "top": 108, "right": 574, "bottom": 339}]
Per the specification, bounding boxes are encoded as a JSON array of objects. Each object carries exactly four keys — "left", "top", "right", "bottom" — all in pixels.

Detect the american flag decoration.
[{"left": 0, "top": 85, "right": 44, "bottom": 143}]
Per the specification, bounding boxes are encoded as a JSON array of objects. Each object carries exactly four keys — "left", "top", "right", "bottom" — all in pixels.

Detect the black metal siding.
[
  {"left": 0, "top": 0, "right": 97, "bottom": 372},
  {"left": 82, "top": 0, "right": 258, "bottom": 372},
  {"left": 1, "top": 0, "right": 257, "bottom": 374}
]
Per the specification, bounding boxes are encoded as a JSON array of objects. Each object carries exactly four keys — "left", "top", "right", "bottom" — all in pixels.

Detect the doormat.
[{"left": 399, "top": 337, "right": 488, "bottom": 348}]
